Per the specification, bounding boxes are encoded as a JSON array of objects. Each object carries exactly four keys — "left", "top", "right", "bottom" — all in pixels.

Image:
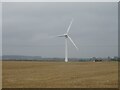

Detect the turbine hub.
[{"left": 64, "top": 34, "right": 68, "bottom": 38}]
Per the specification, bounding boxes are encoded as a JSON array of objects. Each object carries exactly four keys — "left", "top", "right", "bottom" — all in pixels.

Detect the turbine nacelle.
[
  {"left": 57, "top": 34, "right": 68, "bottom": 38},
  {"left": 64, "top": 34, "right": 68, "bottom": 38}
]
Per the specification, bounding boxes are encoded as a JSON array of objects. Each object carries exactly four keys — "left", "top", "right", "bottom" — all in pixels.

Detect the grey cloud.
[{"left": 2, "top": 2, "right": 118, "bottom": 58}]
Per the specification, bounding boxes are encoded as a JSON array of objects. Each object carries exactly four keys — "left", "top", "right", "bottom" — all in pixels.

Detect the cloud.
[{"left": 2, "top": 2, "right": 118, "bottom": 58}]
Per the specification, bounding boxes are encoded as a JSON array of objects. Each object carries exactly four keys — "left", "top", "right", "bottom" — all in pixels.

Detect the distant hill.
[
  {"left": 2, "top": 55, "right": 118, "bottom": 62},
  {"left": 2, "top": 55, "right": 42, "bottom": 60}
]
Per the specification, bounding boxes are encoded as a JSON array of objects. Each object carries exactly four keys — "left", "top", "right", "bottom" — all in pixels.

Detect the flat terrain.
[
  {"left": 2, "top": 61, "right": 118, "bottom": 88},
  {"left": 0, "top": 61, "right": 2, "bottom": 89}
]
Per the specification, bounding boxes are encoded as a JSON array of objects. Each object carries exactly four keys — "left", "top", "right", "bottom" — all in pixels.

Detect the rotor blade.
[
  {"left": 68, "top": 36, "right": 78, "bottom": 50},
  {"left": 57, "top": 34, "right": 65, "bottom": 37},
  {"left": 66, "top": 18, "right": 74, "bottom": 34}
]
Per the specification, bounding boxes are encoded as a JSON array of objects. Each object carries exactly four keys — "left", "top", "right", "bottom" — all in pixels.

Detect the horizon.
[{"left": 2, "top": 54, "right": 118, "bottom": 59}]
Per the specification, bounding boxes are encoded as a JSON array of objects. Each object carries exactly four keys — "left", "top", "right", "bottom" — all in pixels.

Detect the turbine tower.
[{"left": 57, "top": 19, "right": 78, "bottom": 62}]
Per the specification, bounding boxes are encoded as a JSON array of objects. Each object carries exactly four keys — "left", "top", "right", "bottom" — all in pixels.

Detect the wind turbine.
[{"left": 57, "top": 19, "right": 78, "bottom": 62}]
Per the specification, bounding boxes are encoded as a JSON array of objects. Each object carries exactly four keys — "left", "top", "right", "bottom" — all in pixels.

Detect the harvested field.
[{"left": 2, "top": 61, "right": 118, "bottom": 88}]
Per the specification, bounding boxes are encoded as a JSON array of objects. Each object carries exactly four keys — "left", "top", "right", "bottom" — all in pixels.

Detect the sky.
[
  {"left": 1, "top": 0, "right": 119, "bottom": 2},
  {"left": 2, "top": 2, "right": 118, "bottom": 58},
  {"left": 0, "top": 3, "right": 2, "bottom": 58}
]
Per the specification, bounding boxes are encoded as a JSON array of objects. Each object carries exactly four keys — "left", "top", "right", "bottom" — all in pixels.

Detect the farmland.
[{"left": 2, "top": 61, "right": 118, "bottom": 88}]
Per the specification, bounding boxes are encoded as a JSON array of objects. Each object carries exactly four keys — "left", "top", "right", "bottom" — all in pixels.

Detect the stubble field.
[{"left": 2, "top": 61, "right": 118, "bottom": 88}]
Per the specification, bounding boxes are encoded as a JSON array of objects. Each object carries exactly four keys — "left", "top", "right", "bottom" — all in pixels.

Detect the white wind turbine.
[{"left": 57, "top": 19, "right": 78, "bottom": 62}]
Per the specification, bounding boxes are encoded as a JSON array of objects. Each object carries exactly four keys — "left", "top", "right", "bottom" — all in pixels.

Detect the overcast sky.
[
  {"left": 2, "top": 2, "right": 118, "bottom": 58},
  {"left": 0, "top": 3, "right": 2, "bottom": 57}
]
